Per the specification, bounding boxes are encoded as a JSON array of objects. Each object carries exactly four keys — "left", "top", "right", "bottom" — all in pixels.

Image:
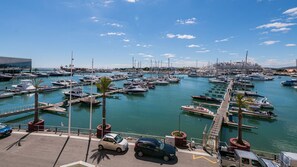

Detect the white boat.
[
  {"left": 154, "top": 80, "right": 169, "bottom": 85},
  {"left": 0, "top": 92, "right": 14, "bottom": 99},
  {"left": 79, "top": 76, "right": 99, "bottom": 83},
  {"left": 208, "top": 78, "right": 227, "bottom": 84},
  {"left": 12, "top": 79, "right": 36, "bottom": 91},
  {"left": 63, "top": 87, "right": 88, "bottom": 98},
  {"left": 248, "top": 73, "right": 274, "bottom": 81},
  {"left": 66, "top": 80, "right": 78, "bottom": 85},
  {"left": 52, "top": 80, "right": 70, "bottom": 86},
  {"left": 165, "top": 76, "right": 180, "bottom": 83},
  {"left": 123, "top": 85, "right": 148, "bottom": 94},
  {"left": 181, "top": 105, "right": 214, "bottom": 117}
]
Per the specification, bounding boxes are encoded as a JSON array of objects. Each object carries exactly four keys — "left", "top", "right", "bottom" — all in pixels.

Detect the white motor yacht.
[
  {"left": 123, "top": 85, "right": 148, "bottom": 94},
  {"left": 154, "top": 80, "right": 169, "bottom": 85},
  {"left": 52, "top": 80, "right": 70, "bottom": 86},
  {"left": 12, "top": 80, "right": 36, "bottom": 91},
  {"left": 63, "top": 87, "right": 88, "bottom": 98},
  {"left": 181, "top": 105, "right": 214, "bottom": 117}
]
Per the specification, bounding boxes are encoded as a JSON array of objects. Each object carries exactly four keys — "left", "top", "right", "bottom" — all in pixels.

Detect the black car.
[{"left": 134, "top": 138, "right": 176, "bottom": 161}]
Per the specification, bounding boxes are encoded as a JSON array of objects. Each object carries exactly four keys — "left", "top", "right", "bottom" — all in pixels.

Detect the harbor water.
[{"left": 0, "top": 74, "right": 296, "bottom": 153}]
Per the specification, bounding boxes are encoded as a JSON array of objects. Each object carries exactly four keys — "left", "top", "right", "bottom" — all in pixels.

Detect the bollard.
[
  {"left": 55, "top": 127, "right": 57, "bottom": 134},
  {"left": 77, "top": 129, "right": 80, "bottom": 136},
  {"left": 18, "top": 124, "right": 21, "bottom": 131}
]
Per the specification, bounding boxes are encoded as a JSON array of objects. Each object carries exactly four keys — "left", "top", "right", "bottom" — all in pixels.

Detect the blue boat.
[{"left": 281, "top": 79, "right": 297, "bottom": 86}]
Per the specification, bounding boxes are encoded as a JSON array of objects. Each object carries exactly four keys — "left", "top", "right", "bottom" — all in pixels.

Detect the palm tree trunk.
[
  {"left": 237, "top": 107, "right": 244, "bottom": 145},
  {"left": 102, "top": 93, "right": 106, "bottom": 135},
  {"left": 34, "top": 91, "right": 39, "bottom": 123}
]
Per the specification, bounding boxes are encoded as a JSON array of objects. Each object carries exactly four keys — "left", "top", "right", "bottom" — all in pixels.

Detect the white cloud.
[
  {"left": 100, "top": 32, "right": 125, "bottom": 36},
  {"left": 138, "top": 53, "right": 153, "bottom": 58},
  {"left": 214, "top": 36, "right": 234, "bottom": 43},
  {"left": 283, "top": 7, "right": 297, "bottom": 16},
  {"left": 271, "top": 27, "right": 290, "bottom": 32},
  {"left": 90, "top": 16, "right": 99, "bottom": 22},
  {"left": 166, "top": 33, "right": 195, "bottom": 39},
  {"left": 260, "top": 40, "right": 280, "bottom": 45},
  {"left": 136, "top": 44, "right": 152, "bottom": 48},
  {"left": 123, "top": 39, "right": 130, "bottom": 42},
  {"left": 256, "top": 22, "right": 296, "bottom": 29},
  {"left": 285, "top": 43, "right": 296, "bottom": 47},
  {"left": 162, "top": 53, "right": 175, "bottom": 58},
  {"left": 176, "top": 18, "right": 197, "bottom": 25},
  {"left": 187, "top": 44, "right": 200, "bottom": 48},
  {"left": 107, "top": 23, "right": 123, "bottom": 28},
  {"left": 196, "top": 50, "right": 210, "bottom": 53},
  {"left": 166, "top": 34, "right": 175, "bottom": 38},
  {"left": 102, "top": 0, "right": 113, "bottom": 7},
  {"left": 126, "top": 0, "right": 138, "bottom": 3}
]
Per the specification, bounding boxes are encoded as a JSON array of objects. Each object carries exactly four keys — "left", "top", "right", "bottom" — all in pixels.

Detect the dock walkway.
[
  {"left": 0, "top": 89, "right": 123, "bottom": 118},
  {"left": 206, "top": 80, "right": 233, "bottom": 152}
]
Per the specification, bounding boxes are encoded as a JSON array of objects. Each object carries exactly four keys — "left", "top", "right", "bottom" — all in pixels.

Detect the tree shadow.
[
  {"left": 89, "top": 148, "right": 128, "bottom": 164},
  {"left": 5, "top": 132, "right": 31, "bottom": 150},
  {"left": 134, "top": 153, "right": 178, "bottom": 165}
]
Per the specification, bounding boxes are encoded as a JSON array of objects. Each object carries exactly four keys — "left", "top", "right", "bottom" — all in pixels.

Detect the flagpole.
[
  {"left": 68, "top": 52, "right": 73, "bottom": 137},
  {"left": 89, "top": 59, "right": 94, "bottom": 138}
]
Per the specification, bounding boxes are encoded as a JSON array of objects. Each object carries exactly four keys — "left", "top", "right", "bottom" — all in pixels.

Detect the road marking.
[{"left": 192, "top": 155, "right": 218, "bottom": 164}]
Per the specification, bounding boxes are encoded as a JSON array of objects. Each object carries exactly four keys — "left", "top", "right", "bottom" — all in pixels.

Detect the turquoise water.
[{"left": 0, "top": 74, "right": 296, "bottom": 153}]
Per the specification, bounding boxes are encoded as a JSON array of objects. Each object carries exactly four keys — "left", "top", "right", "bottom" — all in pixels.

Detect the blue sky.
[{"left": 0, "top": 0, "right": 296, "bottom": 68}]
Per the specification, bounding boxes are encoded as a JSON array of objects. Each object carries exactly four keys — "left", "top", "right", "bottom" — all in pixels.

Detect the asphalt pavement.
[{"left": 0, "top": 131, "right": 219, "bottom": 167}]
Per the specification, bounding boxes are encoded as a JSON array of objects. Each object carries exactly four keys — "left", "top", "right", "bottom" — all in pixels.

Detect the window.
[
  {"left": 242, "top": 158, "right": 250, "bottom": 165},
  {"left": 252, "top": 160, "right": 262, "bottom": 167}
]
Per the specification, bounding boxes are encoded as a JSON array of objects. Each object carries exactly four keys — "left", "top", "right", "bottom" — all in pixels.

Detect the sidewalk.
[{"left": 0, "top": 132, "right": 219, "bottom": 167}]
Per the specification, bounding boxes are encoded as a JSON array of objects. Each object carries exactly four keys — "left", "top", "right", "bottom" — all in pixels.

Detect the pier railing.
[{"left": 7, "top": 123, "right": 204, "bottom": 148}]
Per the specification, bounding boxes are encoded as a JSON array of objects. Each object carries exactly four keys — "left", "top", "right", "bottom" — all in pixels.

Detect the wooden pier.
[
  {"left": 204, "top": 80, "right": 257, "bottom": 152},
  {"left": 0, "top": 89, "right": 123, "bottom": 118}
]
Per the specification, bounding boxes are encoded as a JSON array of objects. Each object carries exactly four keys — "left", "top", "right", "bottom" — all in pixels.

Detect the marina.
[{"left": 1, "top": 74, "right": 296, "bottom": 153}]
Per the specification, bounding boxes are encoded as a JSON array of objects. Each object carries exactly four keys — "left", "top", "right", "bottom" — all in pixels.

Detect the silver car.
[{"left": 98, "top": 133, "right": 129, "bottom": 153}]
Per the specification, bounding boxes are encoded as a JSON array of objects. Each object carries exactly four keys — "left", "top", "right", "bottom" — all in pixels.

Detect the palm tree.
[
  {"left": 235, "top": 93, "right": 249, "bottom": 145},
  {"left": 96, "top": 77, "right": 112, "bottom": 136},
  {"left": 33, "top": 79, "right": 43, "bottom": 123}
]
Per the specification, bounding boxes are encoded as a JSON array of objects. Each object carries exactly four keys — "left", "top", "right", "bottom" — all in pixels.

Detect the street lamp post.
[{"left": 68, "top": 52, "right": 74, "bottom": 137}]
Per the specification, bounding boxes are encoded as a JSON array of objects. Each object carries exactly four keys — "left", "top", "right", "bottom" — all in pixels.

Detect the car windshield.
[
  {"left": 158, "top": 140, "right": 165, "bottom": 149},
  {"left": 114, "top": 135, "right": 123, "bottom": 143},
  {"left": 0, "top": 124, "right": 6, "bottom": 129}
]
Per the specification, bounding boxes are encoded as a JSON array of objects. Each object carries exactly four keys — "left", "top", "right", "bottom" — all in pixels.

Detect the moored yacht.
[
  {"left": 0, "top": 74, "right": 13, "bottom": 82},
  {"left": 63, "top": 87, "right": 88, "bottom": 98},
  {"left": 52, "top": 80, "right": 70, "bottom": 86},
  {"left": 281, "top": 79, "right": 297, "bottom": 86},
  {"left": 181, "top": 105, "right": 214, "bottom": 117},
  {"left": 123, "top": 85, "right": 148, "bottom": 94},
  {"left": 12, "top": 79, "right": 36, "bottom": 91}
]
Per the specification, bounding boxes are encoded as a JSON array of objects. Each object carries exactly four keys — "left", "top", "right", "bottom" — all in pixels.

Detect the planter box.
[
  {"left": 229, "top": 138, "right": 250, "bottom": 151},
  {"left": 28, "top": 119, "right": 44, "bottom": 132},
  {"left": 171, "top": 130, "right": 187, "bottom": 147},
  {"left": 96, "top": 124, "right": 112, "bottom": 138}
]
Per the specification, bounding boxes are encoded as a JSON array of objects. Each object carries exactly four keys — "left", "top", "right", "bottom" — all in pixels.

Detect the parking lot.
[{"left": 0, "top": 132, "right": 219, "bottom": 167}]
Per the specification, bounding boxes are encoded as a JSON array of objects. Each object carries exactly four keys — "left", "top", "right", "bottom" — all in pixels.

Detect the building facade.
[{"left": 0, "top": 56, "right": 32, "bottom": 73}]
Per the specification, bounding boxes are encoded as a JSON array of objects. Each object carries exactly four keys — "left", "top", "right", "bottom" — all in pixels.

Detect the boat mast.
[{"left": 245, "top": 50, "right": 248, "bottom": 75}]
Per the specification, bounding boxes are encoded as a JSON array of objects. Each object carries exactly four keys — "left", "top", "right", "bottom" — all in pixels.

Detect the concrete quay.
[{"left": 0, "top": 132, "right": 219, "bottom": 167}]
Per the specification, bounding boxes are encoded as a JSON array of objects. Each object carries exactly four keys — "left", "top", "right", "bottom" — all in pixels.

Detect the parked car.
[
  {"left": 0, "top": 123, "right": 12, "bottom": 137},
  {"left": 219, "top": 147, "right": 278, "bottom": 167},
  {"left": 134, "top": 137, "right": 176, "bottom": 162},
  {"left": 98, "top": 133, "right": 128, "bottom": 153}
]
